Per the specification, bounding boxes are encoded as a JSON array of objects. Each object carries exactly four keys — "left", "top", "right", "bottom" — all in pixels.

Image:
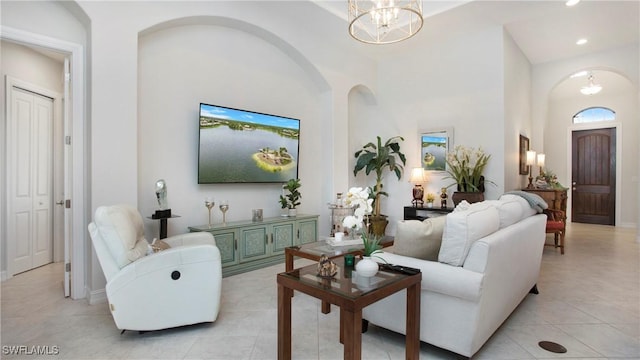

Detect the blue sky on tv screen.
[{"left": 200, "top": 104, "right": 299, "bottom": 130}]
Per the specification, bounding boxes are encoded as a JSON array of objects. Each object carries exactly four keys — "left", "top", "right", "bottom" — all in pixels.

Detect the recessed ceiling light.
[
  {"left": 566, "top": 0, "right": 580, "bottom": 6},
  {"left": 576, "top": 38, "right": 588, "bottom": 45}
]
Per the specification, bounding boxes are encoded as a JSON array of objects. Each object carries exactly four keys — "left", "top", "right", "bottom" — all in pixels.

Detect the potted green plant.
[
  {"left": 279, "top": 178, "right": 301, "bottom": 216},
  {"left": 426, "top": 193, "right": 436, "bottom": 208},
  {"left": 444, "top": 145, "right": 493, "bottom": 205},
  {"left": 353, "top": 136, "right": 406, "bottom": 235}
]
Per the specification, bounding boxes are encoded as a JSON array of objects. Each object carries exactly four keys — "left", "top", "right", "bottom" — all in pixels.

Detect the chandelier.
[
  {"left": 348, "top": 0, "right": 424, "bottom": 44},
  {"left": 580, "top": 73, "right": 602, "bottom": 95}
]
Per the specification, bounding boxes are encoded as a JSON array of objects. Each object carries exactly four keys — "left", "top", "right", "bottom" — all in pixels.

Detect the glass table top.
[
  {"left": 279, "top": 262, "right": 406, "bottom": 300},
  {"left": 291, "top": 236, "right": 394, "bottom": 258}
]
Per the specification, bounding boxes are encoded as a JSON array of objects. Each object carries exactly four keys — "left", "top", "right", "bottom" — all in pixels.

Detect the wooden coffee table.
[
  {"left": 284, "top": 237, "right": 394, "bottom": 313},
  {"left": 277, "top": 263, "right": 421, "bottom": 360}
]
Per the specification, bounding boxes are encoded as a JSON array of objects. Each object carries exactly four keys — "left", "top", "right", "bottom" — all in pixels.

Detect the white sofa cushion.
[
  {"left": 485, "top": 198, "right": 523, "bottom": 229},
  {"left": 392, "top": 217, "right": 446, "bottom": 261},
  {"left": 438, "top": 202, "right": 500, "bottom": 266},
  {"left": 95, "top": 205, "right": 149, "bottom": 268},
  {"left": 499, "top": 194, "right": 537, "bottom": 220}
]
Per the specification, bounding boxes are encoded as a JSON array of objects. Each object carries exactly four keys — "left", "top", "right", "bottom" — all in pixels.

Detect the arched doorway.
[{"left": 547, "top": 69, "right": 637, "bottom": 226}]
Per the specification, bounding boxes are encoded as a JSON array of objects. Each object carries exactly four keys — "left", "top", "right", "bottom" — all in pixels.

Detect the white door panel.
[{"left": 8, "top": 86, "right": 54, "bottom": 275}]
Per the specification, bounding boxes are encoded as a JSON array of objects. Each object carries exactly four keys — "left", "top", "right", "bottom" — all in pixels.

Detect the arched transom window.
[{"left": 573, "top": 107, "right": 616, "bottom": 124}]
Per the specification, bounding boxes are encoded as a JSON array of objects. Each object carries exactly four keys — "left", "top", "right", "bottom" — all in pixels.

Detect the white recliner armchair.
[{"left": 88, "top": 204, "right": 222, "bottom": 331}]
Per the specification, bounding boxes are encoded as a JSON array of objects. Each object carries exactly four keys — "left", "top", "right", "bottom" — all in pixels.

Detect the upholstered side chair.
[{"left": 88, "top": 204, "right": 222, "bottom": 331}]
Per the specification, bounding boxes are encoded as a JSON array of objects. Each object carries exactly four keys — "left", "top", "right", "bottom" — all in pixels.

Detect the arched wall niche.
[{"left": 136, "top": 15, "right": 333, "bottom": 240}]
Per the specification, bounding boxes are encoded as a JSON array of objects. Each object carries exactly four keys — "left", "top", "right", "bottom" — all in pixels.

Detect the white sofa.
[
  {"left": 362, "top": 195, "right": 546, "bottom": 358},
  {"left": 88, "top": 204, "right": 222, "bottom": 331}
]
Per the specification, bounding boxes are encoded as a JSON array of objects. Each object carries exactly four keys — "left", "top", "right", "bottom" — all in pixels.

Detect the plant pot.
[
  {"left": 451, "top": 192, "right": 485, "bottom": 206},
  {"left": 355, "top": 256, "right": 378, "bottom": 278},
  {"left": 426, "top": 202, "right": 433, "bottom": 208},
  {"left": 288, "top": 208, "right": 297, "bottom": 217},
  {"left": 367, "top": 215, "right": 388, "bottom": 236}
]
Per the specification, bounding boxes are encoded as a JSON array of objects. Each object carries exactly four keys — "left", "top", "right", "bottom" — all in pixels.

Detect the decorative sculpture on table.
[
  {"left": 153, "top": 179, "right": 171, "bottom": 218},
  {"left": 440, "top": 187, "right": 448, "bottom": 209},
  {"left": 317, "top": 254, "right": 338, "bottom": 278}
]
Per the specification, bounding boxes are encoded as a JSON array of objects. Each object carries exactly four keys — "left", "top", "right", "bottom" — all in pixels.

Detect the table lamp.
[
  {"left": 526, "top": 150, "right": 536, "bottom": 189},
  {"left": 536, "top": 153, "right": 545, "bottom": 176},
  {"left": 409, "top": 167, "right": 426, "bottom": 207}
]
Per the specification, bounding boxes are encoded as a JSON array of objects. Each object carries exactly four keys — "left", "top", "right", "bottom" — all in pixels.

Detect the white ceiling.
[
  {"left": 314, "top": 0, "right": 639, "bottom": 66},
  {"left": 20, "top": 0, "right": 638, "bottom": 99},
  {"left": 313, "top": 0, "right": 639, "bottom": 98}
]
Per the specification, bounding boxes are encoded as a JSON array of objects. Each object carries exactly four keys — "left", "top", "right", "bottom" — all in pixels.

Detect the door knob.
[{"left": 56, "top": 200, "right": 64, "bottom": 206}]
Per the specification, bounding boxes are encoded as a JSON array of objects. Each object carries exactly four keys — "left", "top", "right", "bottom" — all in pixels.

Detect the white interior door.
[{"left": 7, "top": 85, "right": 54, "bottom": 275}]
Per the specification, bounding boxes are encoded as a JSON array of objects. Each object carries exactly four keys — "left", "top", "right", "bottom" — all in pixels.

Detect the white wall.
[
  {"left": 370, "top": 12, "right": 507, "bottom": 234},
  {"left": 503, "top": 30, "right": 533, "bottom": 191}
]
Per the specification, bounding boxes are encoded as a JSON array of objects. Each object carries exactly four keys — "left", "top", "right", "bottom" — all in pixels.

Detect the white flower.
[
  {"left": 342, "top": 215, "right": 362, "bottom": 230},
  {"left": 342, "top": 186, "right": 374, "bottom": 230}
]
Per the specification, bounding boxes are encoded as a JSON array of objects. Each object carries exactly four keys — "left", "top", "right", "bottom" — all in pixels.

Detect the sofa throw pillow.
[
  {"left": 393, "top": 217, "right": 446, "bottom": 261},
  {"left": 438, "top": 202, "right": 500, "bottom": 266}
]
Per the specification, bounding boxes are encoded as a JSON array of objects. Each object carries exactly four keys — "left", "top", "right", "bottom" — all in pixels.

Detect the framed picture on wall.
[
  {"left": 519, "top": 135, "right": 529, "bottom": 175},
  {"left": 420, "top": 129, "right": 451, "bottom": 171}
]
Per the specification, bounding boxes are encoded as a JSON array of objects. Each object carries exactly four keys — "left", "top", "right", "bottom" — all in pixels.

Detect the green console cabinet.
[{"left": 189, "top": 214, "right": 318, "bottom": 277}]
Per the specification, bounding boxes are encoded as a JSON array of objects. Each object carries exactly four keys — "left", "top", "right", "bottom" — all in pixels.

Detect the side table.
[
  {"left": 147, "top": 214, "right": 180, "bottom": 239},
  {"left": 277, "top": 263, "right": 421, "bottom": 360},
  {"left": 284, "top": 236, "right": 394, "bottom": 314},
  {"left": 404, "top": 206, "right": 453, "bottom": 221}
]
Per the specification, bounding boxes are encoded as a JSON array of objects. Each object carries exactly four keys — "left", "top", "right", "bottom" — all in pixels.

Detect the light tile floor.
[{"left": 1, "top": 223, "right": 639, "bottom": 359}]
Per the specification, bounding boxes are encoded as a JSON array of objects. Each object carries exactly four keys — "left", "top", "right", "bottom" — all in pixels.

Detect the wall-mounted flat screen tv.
[{"left": 198, "top": 103, "right": 300, "bottom": 184}]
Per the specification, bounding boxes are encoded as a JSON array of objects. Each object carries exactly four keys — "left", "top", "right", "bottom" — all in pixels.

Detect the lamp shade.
[
  {"left": 409, "top": 167, "right": 425, "bottom": 183},
  {"left": 537, "top": 153, "right": 545, "bottom": 168},
  {"left": 526, "top": 151, "right": 537, "bottom": 166}
]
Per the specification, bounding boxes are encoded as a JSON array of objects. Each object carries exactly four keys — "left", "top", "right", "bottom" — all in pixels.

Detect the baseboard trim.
[{"left": 86, "top": 287, "right": 108, "bottom": 305}]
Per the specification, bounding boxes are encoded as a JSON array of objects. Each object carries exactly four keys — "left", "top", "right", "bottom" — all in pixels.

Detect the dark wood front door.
[{"left": 571, "top": 128, "right": 616, "bottom": 225}]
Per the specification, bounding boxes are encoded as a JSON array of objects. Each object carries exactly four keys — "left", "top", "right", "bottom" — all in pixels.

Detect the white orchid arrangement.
[
  {"left": 342, "top": 186, "right": 373, "bottom": 234},
  {"left": 342, "top": 186, "right": 385, "bottom": 258}
]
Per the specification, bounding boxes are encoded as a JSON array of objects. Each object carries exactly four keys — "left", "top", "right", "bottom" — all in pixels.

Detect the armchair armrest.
[
  {"left": 163, "top": 232, "right": 216, "bottom": 247},
  {"left": 107, "top": 244, "right": 221, "bottom": 295}
]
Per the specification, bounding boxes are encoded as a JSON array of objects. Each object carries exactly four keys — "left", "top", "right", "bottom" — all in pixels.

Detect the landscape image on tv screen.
[{"left": 198, "top": 103, "right": 300, "bottom": 183}]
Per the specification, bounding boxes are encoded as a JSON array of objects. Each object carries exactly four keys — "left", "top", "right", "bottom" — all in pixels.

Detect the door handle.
[{"left": 56, "top": 200, "right": 64, "bottom": 206}]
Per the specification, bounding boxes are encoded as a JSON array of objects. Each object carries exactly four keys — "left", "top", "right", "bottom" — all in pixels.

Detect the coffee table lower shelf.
[{"left": 284, "top": 237, "right": 394, "bottom": 314}]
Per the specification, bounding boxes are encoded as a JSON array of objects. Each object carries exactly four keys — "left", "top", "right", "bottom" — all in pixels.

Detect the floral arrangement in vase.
[
  {"left": 445, "top": 145, "right": 492, "bottom": 192},
  {"left": 341, "top": 187, "right": 373, "bottom": 239},
  {"left": 342, "top": 187, "right": 384, "bottom": 265}
]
